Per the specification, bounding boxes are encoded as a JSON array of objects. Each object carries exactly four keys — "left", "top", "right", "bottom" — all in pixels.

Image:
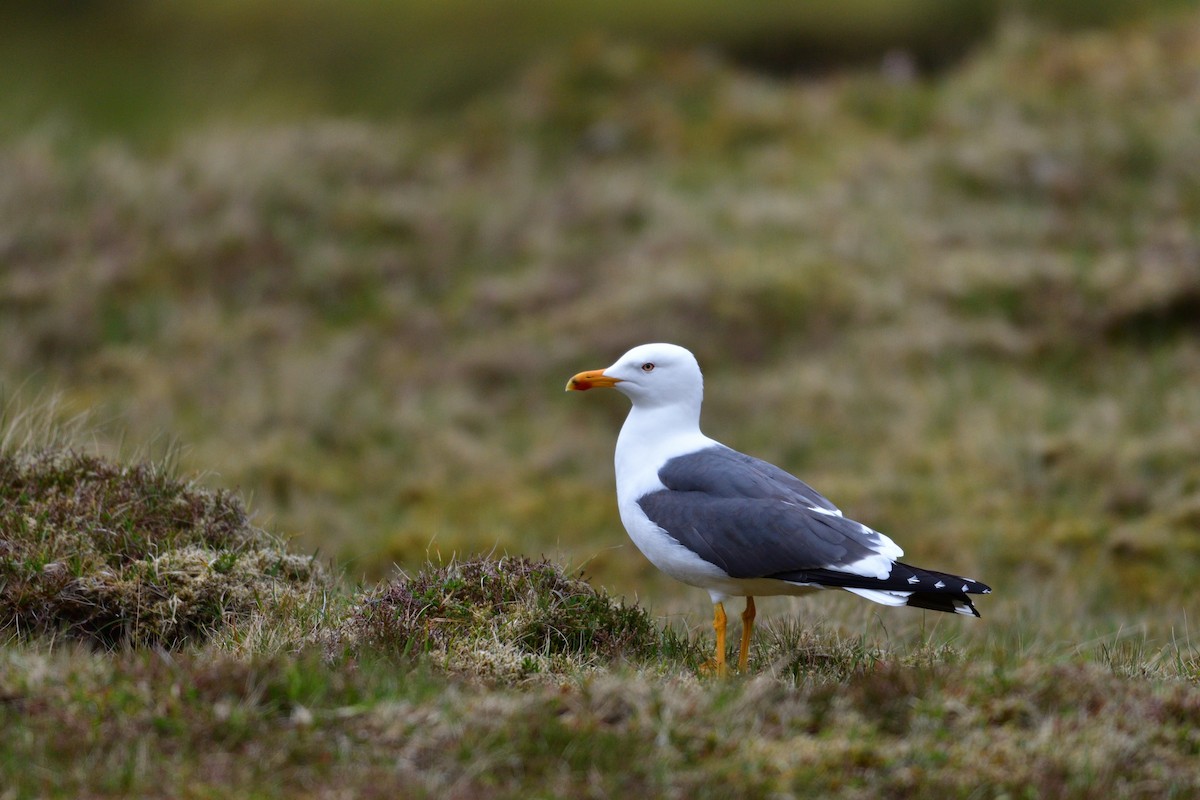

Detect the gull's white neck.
[{"left": 614, "top": 401, "right": 714, "bottom": 496}]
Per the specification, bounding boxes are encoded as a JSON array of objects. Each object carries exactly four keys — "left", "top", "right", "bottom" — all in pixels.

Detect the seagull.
[{"left": 566, "top": 343, "right": 991, "bottom": 675}]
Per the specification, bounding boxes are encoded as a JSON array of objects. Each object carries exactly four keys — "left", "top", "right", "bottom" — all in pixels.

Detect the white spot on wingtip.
[
  {"left": 934, "top": 580, "right": 946, "bottom": 589},
  {"left": 907, "top": 576, "right": 920, "bottom": 584},
  {"left": 961, "top": 583, "right": 969, "bottom": 592}
]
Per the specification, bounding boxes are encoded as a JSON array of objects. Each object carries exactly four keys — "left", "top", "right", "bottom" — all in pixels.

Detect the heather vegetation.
[
  {"left": 0, "top": 450, "right": 325, "bottom": 648},
  {"left": 3, "top": 3, "right": 1200, "bottom": 797}
]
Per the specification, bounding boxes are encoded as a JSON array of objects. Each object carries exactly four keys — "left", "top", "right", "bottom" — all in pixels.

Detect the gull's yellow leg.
[
  {"left": 712, "top": 601, "right": 728, "bottom": 678},
  {"left": 738, "top": 596, "right": 756, "bottom": 673}
]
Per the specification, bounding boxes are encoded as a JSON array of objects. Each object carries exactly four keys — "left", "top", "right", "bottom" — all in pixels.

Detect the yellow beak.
[{"left": 565, "top": 369, "right": 623, "bottom": 391}]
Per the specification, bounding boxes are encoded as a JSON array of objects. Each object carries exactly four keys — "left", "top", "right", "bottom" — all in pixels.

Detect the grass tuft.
[
  {"left": 336, "top": 556, "right": 698, "bottom": 678},
  {"left": 0, "top": 448, "right": 326, "bottom": 649}
]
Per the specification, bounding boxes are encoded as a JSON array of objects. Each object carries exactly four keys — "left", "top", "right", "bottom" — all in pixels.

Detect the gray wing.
[
  {"left": 664, "top": 445, "right": 842, "bottom": 514},
  {"left": 637, "top": 445, "right": 890, "bottom": 579}
]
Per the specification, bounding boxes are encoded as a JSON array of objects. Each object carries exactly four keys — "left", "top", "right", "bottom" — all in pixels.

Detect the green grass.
[
  {"left": 4, "top": 6, "right": 1200, "bottom": 797},
  {"left": 4, "top": 602, "right": 1200, "bottom": 797}
]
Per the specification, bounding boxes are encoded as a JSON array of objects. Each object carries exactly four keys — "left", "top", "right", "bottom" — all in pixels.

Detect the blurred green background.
[
  {"left": 0, "top": 0, "right": 1188, "bottom": 144},
  {"left": 3, "top": 0, "right": 1200, "bottom": 638}
]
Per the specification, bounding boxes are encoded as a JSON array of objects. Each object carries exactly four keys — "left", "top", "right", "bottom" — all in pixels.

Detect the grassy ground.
[{"left": 3, "top": 7, "right": 1200, "bottom": 797}]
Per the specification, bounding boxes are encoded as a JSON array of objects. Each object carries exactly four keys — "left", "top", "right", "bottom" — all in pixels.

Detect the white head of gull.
[{"left": 568, "top": 342, "right": 990, "bottom": 676}]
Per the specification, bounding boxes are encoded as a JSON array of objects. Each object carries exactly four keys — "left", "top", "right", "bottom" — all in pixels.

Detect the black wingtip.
[{"left": 905, "top": 592, "right": 982, "bottom": 618}]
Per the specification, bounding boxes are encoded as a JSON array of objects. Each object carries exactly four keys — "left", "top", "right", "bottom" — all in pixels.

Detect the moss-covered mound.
[
  {"left": 0, "top": 449, "right": 325, "bottom": 648},
  {"left": 338, "top": 556, "right": 696, "bottom": 679}
]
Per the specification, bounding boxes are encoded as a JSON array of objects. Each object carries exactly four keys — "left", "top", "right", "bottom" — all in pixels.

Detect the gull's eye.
[{"left": 641, "top": 363, "right": 655, "bottom": 372}]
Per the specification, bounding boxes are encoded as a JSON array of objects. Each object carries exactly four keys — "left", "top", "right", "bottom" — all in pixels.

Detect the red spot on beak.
[{"left": 566, "top": 369, "right": 620, "bottom": 392}]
